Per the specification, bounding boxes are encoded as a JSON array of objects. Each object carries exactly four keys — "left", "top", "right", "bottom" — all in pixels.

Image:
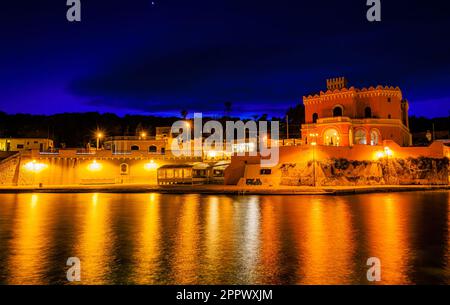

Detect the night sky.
[{"left": 1, "top": 0, "right": 449, "bottom": 118}]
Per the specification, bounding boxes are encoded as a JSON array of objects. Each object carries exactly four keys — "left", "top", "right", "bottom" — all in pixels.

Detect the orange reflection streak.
[
  {"left": 7, "top": 194, "right": 50, "bottom": 284},
  {"left": 76, "top": 193, "right": 113, "bottom": 284},
  {"left": 172, "top": 194, "right": 201, "bottom": 284},
  {"left": 257, "top": 197, "right": 281, "bottom": 284},
  {"left": 447, "top": 194, "right": 450, "bottom": 278},
  {"left": 205, "top": 196, "right": 219, "bottom": 266},
  {"left": 204, "top": 196, "right": 235, "bottom": 284},
  {"left": 132, "top": 193, "right": 161, "bottom": 284},
  {"left": 363, "top": 194, "right": 411, "bottom": 285},
  {"left": 241, "top": 196, "right": 261, "bottom": 283},
  {"left": 296, "top": 197, "right": 354, "bottom": 284}
]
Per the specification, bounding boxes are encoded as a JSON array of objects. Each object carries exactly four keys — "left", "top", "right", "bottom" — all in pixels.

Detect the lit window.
[
  {"left": 354, "top": 129, "right": 367, "bottom": 145},
  {"left": 323, "top": 129, "right": 340, "bottom": 146},
  {"left": 370, "top": 130, "right": 380, "bottom": 146}
]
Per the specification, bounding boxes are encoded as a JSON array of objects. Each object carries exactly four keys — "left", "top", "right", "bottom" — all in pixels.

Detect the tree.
[
  {"left": 224, "top": 101, "right": 232, "bottom": 117},
  {"left": 180, "top": 109, "right": 188, "bottom": 120},
  {"left": 286, "top": 103, "right": 305, "bottom": 125}
]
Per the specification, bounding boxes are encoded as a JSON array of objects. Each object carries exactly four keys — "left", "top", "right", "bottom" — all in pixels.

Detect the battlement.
[{"left": 326, "top": 77, "right": 348, "bottom": 90}]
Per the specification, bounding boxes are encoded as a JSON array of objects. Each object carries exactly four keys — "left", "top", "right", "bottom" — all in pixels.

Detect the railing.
[
  {"left": 39, "top": 149, "right": 60, "bottom": 155},
  {"left": 318, "top": 117, "right": 352, "bottom": 124},
  {"left": 105, "top": 136, "right": 157, "bottom": 141},
  {"left": 76, "top": 149, "right": 96, "bottom": 155},
  {"left": 111, "top": 150, "right": 132, "bottom": 155}
]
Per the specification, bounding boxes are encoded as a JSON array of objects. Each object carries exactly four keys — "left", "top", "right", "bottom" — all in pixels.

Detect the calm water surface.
[{"left": 0, "top": 191, "right": 448, "bottom": 285}]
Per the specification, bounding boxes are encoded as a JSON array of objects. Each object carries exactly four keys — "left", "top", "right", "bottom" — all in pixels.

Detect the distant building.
[
  {"left": 0, "top": 138, "right": 53, "bottom": 152},
  {"left": 301, "top": 77, "right": 412, "bottom": 147},
  {"left": 104, "top": 136, "right": 167, "bottom": 154},
  {"left": 155, "top": 127, "right": 173, "bottom": 140}
]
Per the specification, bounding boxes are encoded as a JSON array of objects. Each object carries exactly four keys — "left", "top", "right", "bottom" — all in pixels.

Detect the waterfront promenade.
[{"left": 0, "top": 184, "right": 448, "bottom": 195}]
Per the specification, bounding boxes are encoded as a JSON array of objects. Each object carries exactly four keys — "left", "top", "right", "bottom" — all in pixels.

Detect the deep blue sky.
[{"left": 0, "top": 0, "right": 449, "bottom": 118}]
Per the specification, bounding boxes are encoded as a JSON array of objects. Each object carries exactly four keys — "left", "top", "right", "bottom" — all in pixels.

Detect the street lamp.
[
  {"left": 384, "top": 146, "right": 393, "bottom": 185},
  {"left": 96, "top": 132, "right": 103, "bottom": 150},
  {"left": 144, "top": 160, "right": 158, "bottom": 170},
  {"left": 310, "top": 133, "right": 319, "bottom": 187},
  {"left": 140, "top": 132, "right": 147, "bottom": 140}
]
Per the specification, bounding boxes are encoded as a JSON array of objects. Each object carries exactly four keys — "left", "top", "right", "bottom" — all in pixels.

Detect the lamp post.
[
  {"left": 384, "top": 146, "right": 393, "bottom": 184},
  {"left": 96, "top": 132, "right": 103, "bottom": 150},
  {"left": 310, "top": 133, "right": 319, "bottom": 187}
]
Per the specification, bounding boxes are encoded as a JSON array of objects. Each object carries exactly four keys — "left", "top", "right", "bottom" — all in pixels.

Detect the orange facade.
[{"left": 301, "top": 78, "right": 412, "bottom": 147}]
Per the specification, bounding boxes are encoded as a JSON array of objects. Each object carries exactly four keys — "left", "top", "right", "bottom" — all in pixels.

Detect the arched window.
[
  {"left": 370, "top": 129, "right": 380, "bottom": 146},
  {"left": 333, "top": 106, "right": 343, "bottom": 117},
  {"left": 323, "top": 128, "right": 340, "bottom": 146},
  {"left": 354, "top": 129, "right": 367, "bottom": 145},
  {"left": 364, "top": 107, "right": 372, "bottom": 118},
  {"left": 131, "top": 145, "right": 140, "bottom": 151},
  {"left": 149, "top": 145, "right": 157, "bottom": 153},
  {"left": 120, "top": 163, "right": 129, "bottom": 175},
  {"left": 312, "top": 113, "right": 319, "bottom": 124}
]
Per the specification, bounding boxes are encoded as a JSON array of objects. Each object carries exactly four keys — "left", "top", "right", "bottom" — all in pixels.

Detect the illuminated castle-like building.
[{"left": 301, "top": 77, "right": 412, "bottom": 147}]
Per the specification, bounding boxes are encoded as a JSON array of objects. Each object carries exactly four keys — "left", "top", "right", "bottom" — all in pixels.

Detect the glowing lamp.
[
  {"left": 311, "top": 142, "right": 317, "bottom": 146},
  {"left": 24, "top": 160, "right": 48, "bottom": 173},
  {"left": 208, "top": 151, "right": 217, "bottom": 158},
  {"left": 375, "top": 151, "right": 385, "bottom": 159},
  {"left": 144, "top": 160, "right": 158, "bottom": 170},
  {"left": 384, "top": 147, "right": 393, "bottom": 157},
  {"left": 88, "top": 160, "right": 102, "bottom": 171}
]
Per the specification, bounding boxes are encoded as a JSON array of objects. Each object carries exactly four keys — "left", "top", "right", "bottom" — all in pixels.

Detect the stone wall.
[
  {"left": 0, "top": 154, "right": 20, "bottom": 186},
  {"left": 280, "top": 157, "right": 449, "bottom": 186}
]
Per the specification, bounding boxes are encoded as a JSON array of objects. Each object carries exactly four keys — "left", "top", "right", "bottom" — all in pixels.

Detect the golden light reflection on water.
[
  {"left": 6, "top": 194, "right": 51, "bottom": 284},
  {"left": 446, "top": 193, "right": 450, "bottom": 280},
  {"left": 258, "top": 198, "right": 282, "bottom": 284},
  {"left": 172, "top": 194, "right": 201, "bottom": 284},
  {"left": 131, "top": 193, "right": 161, "bottom": 284},
  {"left": 75, "top": 193, "right": 114, "bottom": 284},
  {"left": 205, "top": 196, "right": 220, "bottom": 273},
  {"left": 286, "top": 197, "right": 355, "bottom": 284},
  {"left": 0, "top": 192, "right": 448, "bottom": 285},
  {"left": 362, "top": 194, "right": 412, "bottom": 284}
]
